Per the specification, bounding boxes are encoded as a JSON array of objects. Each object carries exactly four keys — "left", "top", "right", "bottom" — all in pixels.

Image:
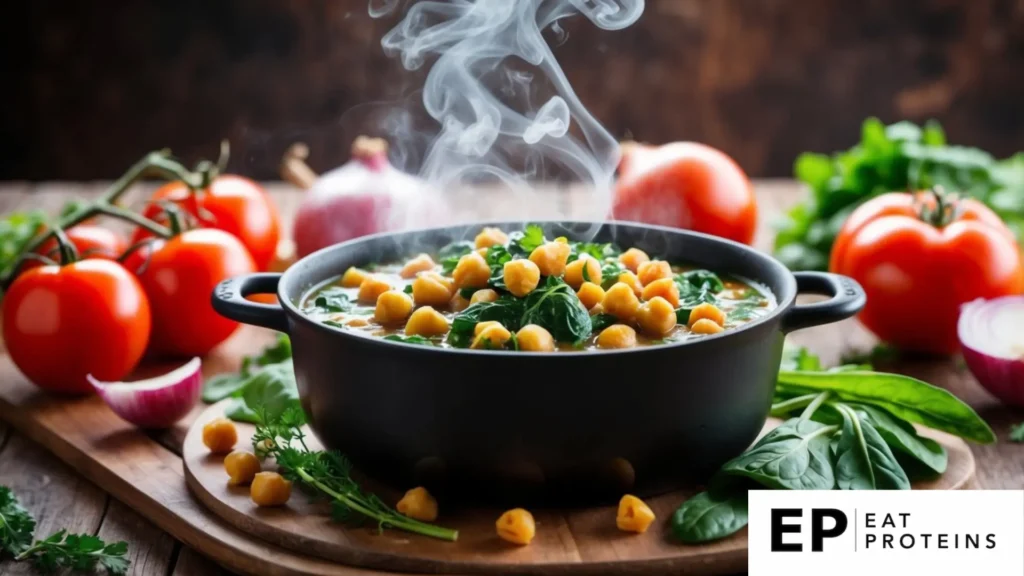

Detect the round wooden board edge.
[{"left": 183, "top": 400, "right": 975, "bottom": 576}]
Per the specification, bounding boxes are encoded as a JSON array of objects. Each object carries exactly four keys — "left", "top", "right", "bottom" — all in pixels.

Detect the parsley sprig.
[
  {"left": 252, "top": 405, "right": 459, "bottom": 542},
  {"left": 0, "top": 486, "right": 129, "bottom": 574}
]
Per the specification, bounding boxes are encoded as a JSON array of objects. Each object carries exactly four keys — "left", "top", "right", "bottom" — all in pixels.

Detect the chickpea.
[
  {"left": 400, "top": 254, "right": 436, "bottom": 279},
  {"left": 396, "top": 487, "right": 438, "bottom": 522},
  {"left": 564, "top": 255, "right": 602, "bottom": 289},
  {"left": 503, "top": 259, "right": 541, "bottom": 298},
  {"left": 602, "top": 282, "right": 641, "bottom": 322},
  {"left": 453, "top": 252, "right": 491, "bottom": 289},
  {"left": 224, "top": 450, "right": 261, "bottom": 487},
  {"left": 476, "top": 247, "right": 489, "bottom": 258},
  {"left": 690, "top": 318, "right": 724, "bottom": 335},
  {"left": 405, "top": 306, "right": 450, "bottom": 337},
  {"left": 528, "top": 241, "right": 572, "bottom": 277},
  {"left": 641, "top": 277, "right": 680, "bottom": 308},
  {"left": 340, "top": 267, "right": 369, "bottom": 288},
  {"left": 250, "top": 472, "right": 292, "bottom": 507},
  {"left": 470, "top": 288, "right": 499, "bottom": 305},
  {"left": 636, "top": 297, "right": 677, "bottom": 337},
  {"left": 202, "top": 418, "right": 237, "bottom": 454},
  {"left": 517, "top": 324, "right": 556, "bottom": 352},
  {"left": 619, "top": 248, "right": 649, "bottom": 272},
  {"left": 616, "top": 494, "right": 656, "bottom": 534},
  {"left": 576, "top": 282, "right": 606, "bottom": 310},
  {"left": 474, "top": 320, "right": 504, "bottom": 336},
  {"left": 496, "top": 508, "right": 536, "bottom": 545},
  {"left": 475, "top": 227, "right": 509, "bottom": 249},
  {"left": 597, "top": 324, "right": 637, "bottom": 349},
  {"left": 346, "top": 317, "right": 370, "bottom": 328},
  {"left": 637, "top": 260, "right": 672, "bottom": 286},
  {"left": 358, "top": 275, "right": 392, "bottom": 304},
  {"left": 374, "top": 290, "right": 414, "bottom": 325},
  {"left": 617, "top": 271, "right": 643, "bottom": 297},
  {"left": 450, "top": 293, "right": 470, "bottom": 313},
  {"left": 589, "top": 303, "right": 605, "bottom": 315},
  {"left": 473, "top": 323, "right": 512, "bottom": 349},
  {"left": 412, "top": 272, "right": 454, "bottom": 307},
  {"left": 688, "top": 302, "right": 726, "bottom": 327}
]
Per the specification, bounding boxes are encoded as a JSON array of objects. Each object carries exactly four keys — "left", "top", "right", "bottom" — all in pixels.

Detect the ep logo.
[{"left": 770, "top": 508, "right": 847, "bottom": 552}]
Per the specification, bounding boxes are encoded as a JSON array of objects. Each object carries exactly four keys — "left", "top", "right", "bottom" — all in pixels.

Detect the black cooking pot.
[{"left": 211, "top": 221, "right": 865, "bottom": 507}]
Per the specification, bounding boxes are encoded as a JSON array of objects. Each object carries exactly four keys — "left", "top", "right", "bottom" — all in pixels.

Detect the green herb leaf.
[
  {"left": 833, "top": 404, "right": 910, "bottom": 490},
  {"left": 202, "top": 334, "right": 292, "bottom": 403},
  {"left": 589, "top": 313, "right": 618, "bottom": 332},
  {"left": 776, "top": 370, "right": 996, "bottom": 444},
  {"left": 850, "top": 403, "right": 947, "bottom": 476},
  {"left": 448, "top": 297, "right": 525, "bottom": 348},
  {"left": 238, "top": 362, "right": 300, "bottom": 423},
  {"left": 1009, "top": 423, "right": 1024, "bottom": 443},
  {"left": 671, "top": 485, "right": 749, "bottom": 544},
  {"left": 568, "top": 241, "right": 620, "bottom": 263},
  {"left": 0, "top": 486, "right": 35, "bottom": 557},
  {"left": 520, "top": 276, "right": 592, "bottom": 344},
  {"left": 507, "top": 224, "right": 545, "bottom": 256},
  {"left": 780, "top": 346, "right": 822, "bottom": 372},
  {"left": 304, "top": 287, "right": 354, "bottom": 314},
  {"left": 721, "top": 418, "right": 837, "bottom": 490},
  {"left": 439, "top": 240, "right": 474, "bottom": 275},
  {"left": 383, "top": 334, "right": 436, "bottom": 346},
  {"left": 600, "top": 260, "right": 627, "bottom": 289},
  {"left": 0, "top": 211, "right": 47, "bottom": 281}
]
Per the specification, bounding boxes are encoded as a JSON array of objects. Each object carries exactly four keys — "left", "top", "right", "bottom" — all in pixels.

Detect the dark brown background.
[{"left": 3, "top": 0, "right": 1024, "bottom": 181}]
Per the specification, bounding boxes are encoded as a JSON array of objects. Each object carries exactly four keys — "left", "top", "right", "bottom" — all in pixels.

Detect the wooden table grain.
[{"left": 0, "top": 180, "right": 1020, "bottom": 576}]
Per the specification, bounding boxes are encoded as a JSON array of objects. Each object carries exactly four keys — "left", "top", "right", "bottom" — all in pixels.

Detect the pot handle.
[
  {"left": 211, "top": 273, "right": 290, "bottom": 334},
  {"left": 781, "top": 272, "right": 866, "bottom": 333}
]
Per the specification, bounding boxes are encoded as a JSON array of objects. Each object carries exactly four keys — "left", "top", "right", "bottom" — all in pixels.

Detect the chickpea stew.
[{"left": 300, "top": 224, "right": 776, "bottom": 351}]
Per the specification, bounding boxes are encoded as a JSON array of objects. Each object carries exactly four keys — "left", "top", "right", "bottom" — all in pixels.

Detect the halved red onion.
[
  {"left": 88, "top": 357, "right": 202, "bottom": 428},
  {"left": 958, "top": 296, "right": 1024, "bottom": 407}
]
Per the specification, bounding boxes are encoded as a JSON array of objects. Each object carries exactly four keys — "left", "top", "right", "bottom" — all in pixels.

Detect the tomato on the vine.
[
  {"left": 612, "top": 141, "right": 758, "bottom": 245},
  {"left": 126, "top": 228, "right": 256, "bottom": 358},
  {"left": 131, "top": 175, "right": 280, "bottom": 271},
  {"left": 830, "top": 190, "right": 1024, "bottom": 355},
  {"left": 39, "top": 225, "right": 126, "bottom": 261},
  {"left": 2, "top": 259, "right": 151, "bottom": 394}
]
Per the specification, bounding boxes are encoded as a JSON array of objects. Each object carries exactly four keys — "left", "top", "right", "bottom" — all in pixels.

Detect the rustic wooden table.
[{"left": 0, "top": 180, "right": 1020, "bottom": 576}]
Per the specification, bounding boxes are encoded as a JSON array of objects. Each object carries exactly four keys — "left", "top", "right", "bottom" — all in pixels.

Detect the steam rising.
[{"left": 370, "top": 0, "right": 644, "bottom": 222}]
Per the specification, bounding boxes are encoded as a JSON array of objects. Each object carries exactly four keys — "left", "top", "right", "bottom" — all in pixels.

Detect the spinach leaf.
[
  {"left": 383, "top": 334, "right": 436, "bottom": 346},
  {"left": 507, "top": 224, "right": 545, "bottom": 257},
  {"left": 851, "top": 404, "right": 947, "bottom": 475},
  {"left": 485, "top": 245, "right": 515, "bottom": 291},
  {"left": 671, "top": 488, "right": 748, "bottom": 544},
  {"left": 678, "top": 270, "right": 725, "bottom": 293},
  {"left": 459, "top": 287, "right": 477, "bottom": 300},
  {"left": 1011, "top": 423, "right": 1024, "bottom": 443},
  {"left": 239, "top": 362, "right": 300, "bottom": 422},
  {"left": 0, "top": 210, "right": 48, "bottom": 282},
  {"left": 448, "top": 297, "right": 525, "bottom": 348},
  {"left": 722, "top": 418, "right": 837, "bottom": 490},
  {"left": 600, "top": 260, "right": 627, "bottom": 289},
  {"left": 202, "top": 334, "right": 292, "bottom": 402},
  {"left": 833, "top": 404, "right": 910, "bottom": 490},
  {"left": 780, "top": 346, "right": 823, "bottom": 372},
  {"left": 590, "top": 313, "right": 618, "bottom": 332},
  {"left": 404, "top": 284, "right": 414, "bottom": 295},
  {"left": 776, "top": 371, "right": 996, "bottom": 444},
  {"left": 520, "top": 276, "right": 592, "bottom": 344},
  {"left": 568, "top": 241, "right": 620, "bottom": 263},
  {"left": 726, "top": 302, "right": 763, "bottom": 322},
  {"left": 224, "top": 397, "right": 261, "bottom": 423},
  {"left": 439, "top": 240, "right": 474, "bottom": 275},
  {"left": 303, "top": 287, "right": 354, "bottom": 314}
]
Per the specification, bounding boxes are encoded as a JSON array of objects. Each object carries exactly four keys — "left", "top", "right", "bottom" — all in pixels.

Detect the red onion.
[
  {"left": 292, "top": 136, "right": 440, "bottom": 258},
  {"left": 87, "top": 357, "right": 202, "bottom": 428},
  {"left": 958, "top": 296, "right": 1024, "bottom": 407}
]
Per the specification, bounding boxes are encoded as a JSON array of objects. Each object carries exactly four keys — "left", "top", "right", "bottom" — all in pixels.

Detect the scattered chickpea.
[
  {"left": 576, "top": 282, "right": 606, "bottom": 310},
  {"left": 636, "top": 297, "right": 677, "bottom": 337},
  {"left": 202, "top": 418, "right": 237, "bottom": 454},
  {"left": 496, "top": 508, "right": 536, "bottom": 545},
  {"left": 340, "top": 267, "right": 369, "bottom": 288},
  {"left": 374, "top": 290, "right": 414, "bottom": 325},
  {"left": 400, "top": 254, "right": 436, "bottom": 279},
  {"left": 619, "top": 248, "right": 650, "bottom": 272},
  {"left": 412, "top": 272, "right": 454, "bottom": 307},
  {"left": 616, "top": 494, "right": 656, "bottom": 534},
  {"left": 617, "top": 271, "right": 643, "bottom": 297},
  {"left": 637, "top": 260, "right": 672, "bottom": 286},
  {"left": 250, "top": 472, "right": 292, "bottom": 507},
  {"left": 406, "top": 306, "right": 450, "bottom": 337},
  {"left": 475, "top": 227, "right": 509, "bottom": 249},
  {"left": 503, "top": 259, "right": 541, "bottom": 298},
  {"left": 528, "top": 241, "right": 572, "bottom": 277},
  {"left": 224, "top": 450, "right": 261, "bottom": 487},
  {"left": 641, "top": 277, "right": 680, "bottom": 308},
  {"left": 470, "top": 288, "right": 499, "bottom": 305},
  {"left": 602, "top": 282, "right": 641, "bottom": 322},
  {"left": 453, "top": 252, "right": 491, "bottom": 289},
  {"left": 690, "top": 318, "right": 725, "bottom": 335},
  {"left": 597, "top": 324, "right": 637, "bottom": 349},
  {"left": 358, "top": 275, "right": 392, "bottom": 304},
  {"left": 517, "top": 324, "right": 556, "bottom": 352},
  {"left": 473, "top": 323, "right": 512, "bottom": 349},
  {"left": 688, "top": 302, "right": 726, "bottom": 327},
  {"left": 396, "top": 487, "right": 439, "bottom": 522},
  {"left": 564, "top": 255, "right": 602, "bottom": 289}
]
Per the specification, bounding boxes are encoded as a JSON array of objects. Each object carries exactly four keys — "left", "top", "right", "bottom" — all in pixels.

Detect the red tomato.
[
  {"left": 830, "top": 191, "right": 1024, "bottom": 355},
  {"left": 20, "top": 226, "right": 127, "bottom": 272},
  {"left": 128, "top": 228, "right": 256, "bottom": 358},
  {"left": 131, "top": 175, "right": 280, "bottom": 271},
  {"left": 2, "top": 260, "right": 151, "bottom": 394},
  {"left": 612, "top": 142, "right": 758, "bottom": 245}
]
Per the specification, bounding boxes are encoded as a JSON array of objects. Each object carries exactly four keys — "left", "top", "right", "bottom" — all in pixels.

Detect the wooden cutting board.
[{"left": 181, "top": 400, "right": 975, "bottom": 576}]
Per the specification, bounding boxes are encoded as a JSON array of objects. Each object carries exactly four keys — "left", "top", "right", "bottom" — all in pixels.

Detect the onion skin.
[
  {"left": 88, "top": 357, "right": 202, "bottom": 428},
  {"left": 961, "top": 344, "right": 1024, "bottom": 407},
  {"left": 958, "top": 296, "right": 1024, "bottom": 407}
]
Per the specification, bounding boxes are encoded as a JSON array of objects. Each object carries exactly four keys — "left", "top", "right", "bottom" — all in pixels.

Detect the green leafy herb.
[
  {"left": 589, "top": 313, "right": 618, "bottom": 332},
  {"left": 851, "top": 403, "right": 947, "bottom": 476},
  {"left": 448, "top": 297, "right": 525, "bottom": 348},
  {"left": 458, "top": 287, "right": 477, "bottom": 300},
  {"left": 671, "top": 480, "right": 749, "bottom": 544},
  {"left": 1010, "top": 423, "right": 1024, "bottom": 443},
  {"left": 779, "top": 345, "right": 823, "bottom": 372},
  {"left": 202, "top": 334, "right": 292, "bottom": 403},
  {"left": 403, "top": 284, "right": 414, "bottom": 295},
  {"left": 507, "top": 224, "right": 545, "bottom": 256},
  {"left": 721, "top": 416, "right": 838, "bottom": 490},
  {"left": 485, "top": 244, "right": 515, "bottom": 291},
  {"left": 520, "top": 276, "right": 592, "bottom": 344},
  {"left": 303, "top": 287, "right": 354, "bottom": 314},
  {"left": 383, "top": 334, "right": 436, "bottom": 346},
  {"left": 438, "top": 240, "right": 474, "bottom": 275},
  {"left": 568, "top": 241, "right": 620, "bottom": 263},
  {"left": 833, "top": 403, "right": 910, "bottom": 490},
  {"left": 0, "top": 486, "right": 34, "bottom": 557},
  {"left": 675, "top": 270, "right": 723, "bottom": 311},
  {"left": 600, "top": 260, "right": 627, "bottom": 289},
  {"left": 0, "top": 211, "right": 47, "bottom": 281},
  {"left": 252, "top": 405, "right": 458, "bottom": 541}
]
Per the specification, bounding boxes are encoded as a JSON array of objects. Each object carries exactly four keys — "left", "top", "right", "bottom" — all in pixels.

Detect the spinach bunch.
[
  {"left": 775, "top": 118, "right": 1024, "bottom": 271},
  {"left": 673, "top": 269, "right": 724, "bottom": 324},
  {"left": 448, "top": 296, "right": 525, "bottom": 348},
  {"left": 671, "top": 347, "right": 994, "bottom": 544}
]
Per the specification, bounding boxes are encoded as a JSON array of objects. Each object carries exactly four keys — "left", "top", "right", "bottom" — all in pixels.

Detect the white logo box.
[{"left": 748, "top": 490, "right": 1024, "bottom": 575}]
